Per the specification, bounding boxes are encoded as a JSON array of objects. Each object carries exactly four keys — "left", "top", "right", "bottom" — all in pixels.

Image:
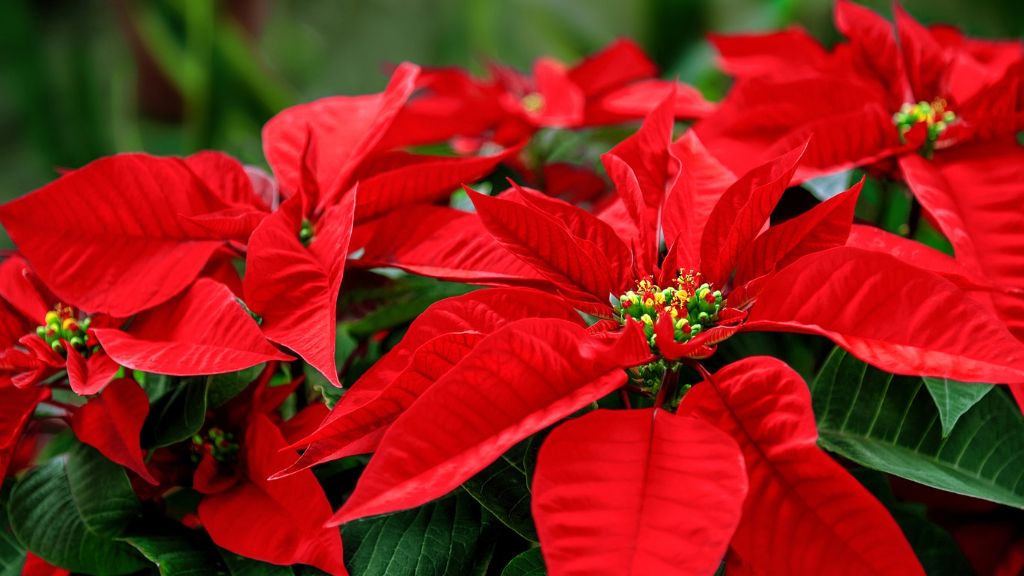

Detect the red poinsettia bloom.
[
  {"left": 387, "top": 39, "right": 714, "bottom": 152},
  {"left": 697, "top": 0, "right": 1024, "bottom": 402},
  {"left": 273, "top": 98, "right": 1024, "bottom": 573},
  {"left": 359, "top": 97, "right": 1024, "bottom": 385},
  {"left": 248, "top": 62, "right": 521, "bottom": 386},
  {"left": 189, "top": 365, "right": 344, "bottom": 575},
  {"left": 696, "top": 0, "right": 1023, "bottom": 182}
]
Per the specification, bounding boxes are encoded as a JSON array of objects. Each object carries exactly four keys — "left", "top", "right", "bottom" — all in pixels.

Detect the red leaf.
[
  {"left": 0, "top": 384, "right": 46, "bottom": 480},
  {"left": 568, "top": 39, "right": 657, "bottom": 97},
  {"left": 199, "top": 415, "right": 345, "bottom": 575},
  {"left": 184, "top": 151, "right": 269, "bottom": 210},
  {"left": 606, "top": 93, "right": 677, "bottom": 219},
  {"left": 834, "top": 0, "right": 909, "bottom": 103},
  {"left": 353, "top": 145, "right": 519, "bottom": 222},
  {"left": 699, "top": 143, "right": 805, "bottom": 285},
  {"left": 680, "top": 356, "right": 924, "bottom": 576},
  {"left": 70, "top": 378, "right": 157, "bottom": 485},
  {"left": 585, "top": 80, "right": 714, "bottom": 124},
  {"left": 0, "top": 256, "right": 48, "bottom": 325},
  {"left": 734, "top": 178, "right": 862, "bottom": 287},
  {"left": 532, "top": 408, "right": 746, "bottom": 575},
  {"left": 0, "top": 154, "right": 241, "bottom": 317},
  {"left": 357, "top": 205, "right": 552, "bottom": 288},
  {"left": 661, "top": 132, "right": 737, "bottom": 272},
  {"left": 746, "top": 247, "right": 1024, "bottom": 384},
  {"left": 531, "top": 58, "right": 585, "bottom": 127},
  {"left": 323, "top": 287, "right": 583, "bottom": 415},
  {"left": 262, "top": 63, "right": 419, "bottom": 207},
  {"left": 243, "top": 191, "right": 356, "bottom": 386},
  {"left": 330, "top": 319, "right": 652, "bottom": 524},
  {"left": 894, "top": 2, "right": 948, "bottom": 101},
  {"left": 695, "top": 77, "right": 900, "bottom": 182},
  {"left": 93, "top": 278, "right": 290, "bottom": 376},
  {"left": 900, "top": 143, "right": 1024, "bottom": 339},
  {"left": 505, "top": 185, "right": 635, "bottom": 289},
  {"left": 846, "top": 224, "right": 988, "bottom": 289},
  {"left": 274, "top": 331, "right": 483, "bottom": 477},
  {"left": 64, "top": 347, "right": 120, "bottom": 396},
  {"left": 469, "top": 190, "right": 617, "bottom": 304},
  {"left": 601, "top": 155, "right": 654, "bottom": 274},
  {"left": 20, "top": 553, "right": 69, "bottom": 576},
  {"left": 709, "top": 28, "right": 828, "bottom": 79}
]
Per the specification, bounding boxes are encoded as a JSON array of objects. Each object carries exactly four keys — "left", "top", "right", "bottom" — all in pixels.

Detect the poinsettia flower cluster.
[{"left": 1, "top": 3, "right": 1023, "bottom": 575}]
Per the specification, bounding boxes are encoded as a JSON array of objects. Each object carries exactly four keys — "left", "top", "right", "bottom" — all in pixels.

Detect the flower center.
[
  {"left": 521, "top": 92, "right": 545, "bottom": 114},
  {"left": 615, "top": 270, "right": 724, "bottom": 349},
  {"left": 893, "top": 99, "right": 956, "bottom": 152},
  {"left": 298, "top": 219, "right": 315, "bottom": 246},
  {"left": 35, "top": 304, "right": 96, "bottom": 357},
  {"left": 191, "top": 427, "right": 240, "bottom": 464}
]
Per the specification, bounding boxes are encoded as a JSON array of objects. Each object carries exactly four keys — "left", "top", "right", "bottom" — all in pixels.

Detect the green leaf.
[
  {"left": 142, "top": 376, "right": 210, "bottom": 448},
  {"left": 342, "top": 276, "right": 474, "bottom": 338},
  {"left": 65, "top": 443, "right": 142, "bottom": 537},
  {"left": 220, "top": 551, "right": 295, "bottom": 575},
  {"left": 461, "top": 437, "right": 539, "bottom": 542},
  {"left": 8, "top": 448, "right": 149, "bottom": 574},
  {"left": 124, "top": 531, "right": 224, "bottom": 576},
  {"left": 811, "top": 348, "right": 1024, "bottom": 508},
  {"left": 923, "top": 377, "right": 994, "bottom": 438},
  {"left": 501, "top": 548, "right": 545, "bottom": 576},
  {"left": 342, "top": 492, "right": 491, "bottom": 576},
  {"left": 0, "top": 489, "right": 25, "bottom": 576},
  {"left": 207, "top": 364, "right": 265, "bottom": 408},
  {"left": 851, "top": 469, "right": 973, "bottom": 576}
]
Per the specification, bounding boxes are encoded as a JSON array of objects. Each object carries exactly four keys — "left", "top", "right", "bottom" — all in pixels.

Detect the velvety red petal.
[
  {"left": 746, "top": 247, "right": 1024, "bottom": 383},
  {"left": 532, "top": 409, "right": 746, "bottom": 576},
  {"left": 70, "top": 377, "right": 158, "bottom": 485},
  {"left": 0, "top": 154, "right": 240, "bottom": 316},
  {"left": 273, "top": 331, "right": 483, "bottom": 478},
  {"left": 94, "top": 278, "right": 290, "bottom": 376},
  {"left": 469, "top": 190, "right": 617, "bottom": 304},
  {"left": 699, "top": 142, "right": 806, "bottom": 285},
  {"left": 262, "top": 63, "right": 419, "bottom": 206},
  {"left": 356, "top": 205, "right": 552, "bottom": 288},
  {"left": 243, "top": 191, "right": 356, "bottom": 386},
  {"left": 199, "top": 414, "right": 345, "bottom": 575},
  {"left": 680, "top": 356, "right": 924, "bottom": 576},
  {"left": 330, "top": 319, "right": 652, "bottom": 524},
  {"left": 64, "top": 347, "right": 120, "bottom": 396},
  {"left": 733, "top": 178, "right": 862, "bottom": 287}
]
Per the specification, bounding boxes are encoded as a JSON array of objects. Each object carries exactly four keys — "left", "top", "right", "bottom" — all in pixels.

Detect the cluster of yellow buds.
[
  {"left": 615, "top": 270, "right": 724, "bottom": 349},
  {"left": 35, "top": 304, "right": 96, "bottom": 357},
  {"left": 893, "top": 99, "right": 956, "bottom": 152},
  {"left": 191, "top": 427, "right": 240, "bottom": 464}
]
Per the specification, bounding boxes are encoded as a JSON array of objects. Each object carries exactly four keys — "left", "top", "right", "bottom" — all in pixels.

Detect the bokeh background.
[{"left": 1, "top": 0, "right": 1020, "bottom": 249}]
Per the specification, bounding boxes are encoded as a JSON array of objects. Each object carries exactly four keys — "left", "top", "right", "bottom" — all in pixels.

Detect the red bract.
[
  {"left": 388, "top": 39, "right": 714, "bottom": 151},
  {"left": 676, "top": 357, "right": 924, "bottom": 575},
  {"left": 359, "top": 97, "right": 1024, "bottom": 384},
  {"left": 532, "top": 408, "right": 747, "bottom": 575},
  {"left": 70, "top": 377, "right": 157, "bottom": 485},
  {"left": 698, "top": 4, "right": 1024, "bottom": 345},
  {"left": 251, "top": 63, "right": 520, "bottom": 385},
  {"left": 193, "top": 369, "right": 344, "bottom": 575},
  {"left": 0, "top": 153, "right": 268, "bottom": 317},
  {"left": 0, "top": 384, "right": 48, "bottom": 479},
  {"left": 696, "top": 0, "right": 1023, "bottom": 181}
]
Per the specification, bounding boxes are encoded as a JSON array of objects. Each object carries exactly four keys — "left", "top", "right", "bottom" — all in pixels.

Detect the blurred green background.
[{"left": 0, "top": 0, "right": 1020, "bottom": 248}]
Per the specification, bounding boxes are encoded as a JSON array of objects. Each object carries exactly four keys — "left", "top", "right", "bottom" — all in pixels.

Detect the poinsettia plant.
[{"left": 1, "top": 2, "right": 1023, "bottom": 575}]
